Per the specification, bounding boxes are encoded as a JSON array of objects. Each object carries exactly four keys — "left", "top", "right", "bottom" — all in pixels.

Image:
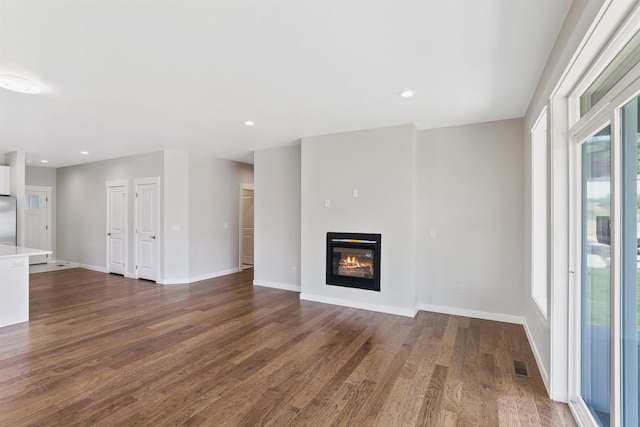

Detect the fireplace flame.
[
  {"left": 341, "top": 256, "right": 364, "bottom": 268},
  {"left": 335, "top": 253, "right": 373, "bottom": 278}
]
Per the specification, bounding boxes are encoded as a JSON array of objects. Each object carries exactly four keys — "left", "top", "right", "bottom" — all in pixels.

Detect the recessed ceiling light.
[
  {"left": 244, "top": 120, "right": 255, "bottom": 127},
  {"left": 81, "top": 151, "right": 89, "bottom": 155},
  {"left": 0, "top": 75, "right": 41, "bottom": 94},
  {"left": 399, "top": 90, "right": 416, "bottom": 98},
  {"left": 40, "top": 160, "right": 48, "bottom": 163}
]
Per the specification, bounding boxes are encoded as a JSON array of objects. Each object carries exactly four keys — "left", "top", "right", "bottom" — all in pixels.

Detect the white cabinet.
[
  {"left": 0, "top": 246, "right": 52, "bottom": 327},
  {"left": 0, "top": 256, "right": 29, "bottom": 327},
  {"left": 0, "top": 166, "right": 9, "bottom": 195}
]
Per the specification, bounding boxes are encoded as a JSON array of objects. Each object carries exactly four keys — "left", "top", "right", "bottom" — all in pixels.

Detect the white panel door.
[
  {"left": 135, "top": 181, "right": 158, "bottom": 281},
  {"left": 107, "top": 186, "right": 127, "bottom": 275},
  {"left": 24, "top": 190, "right": 49, "bottom": 265}
]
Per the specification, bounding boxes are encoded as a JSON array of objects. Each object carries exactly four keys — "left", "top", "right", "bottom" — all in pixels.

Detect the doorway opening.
[{"left": 239, "top": 185, "right": 254, "bottom": 270}]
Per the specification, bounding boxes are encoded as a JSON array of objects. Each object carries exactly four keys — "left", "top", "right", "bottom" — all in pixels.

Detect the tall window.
[{"left": 531, "top": 108, "right": 548, "bottom": 317}]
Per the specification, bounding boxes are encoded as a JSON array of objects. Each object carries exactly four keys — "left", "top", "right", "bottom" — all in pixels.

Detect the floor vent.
[{"left": 512, "top": 360, "right": 530, "bottom": 377}]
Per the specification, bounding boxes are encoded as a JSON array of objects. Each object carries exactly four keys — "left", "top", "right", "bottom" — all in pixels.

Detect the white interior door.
[
  {"left": 24, "top": 188, "right": 50, "bottom": 265},
  {"left": 240, "top": 188, "right": 254, "bottom": 268},
  {"left": 135, "top": 179, "right": 159, "bottom": 281},
  {"left": 107, "top": 184, "right": 127, "bottom": 275}
]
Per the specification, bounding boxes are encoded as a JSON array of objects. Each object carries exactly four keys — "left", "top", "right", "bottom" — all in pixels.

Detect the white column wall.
[{"left": 254, "top": 145, "right": 301, "bottom": 291}]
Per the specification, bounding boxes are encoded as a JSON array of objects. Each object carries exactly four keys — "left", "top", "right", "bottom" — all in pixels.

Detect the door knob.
[
  {"left": 107, "top": 232, "right": 111, "bottom": 236},
  {"left": 150, "top": 235, "right": 156, "bottom": 239}
]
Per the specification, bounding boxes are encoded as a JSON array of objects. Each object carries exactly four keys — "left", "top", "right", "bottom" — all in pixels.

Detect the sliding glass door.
[
  {"left": 621, "top": 95, "right": 639, "bottom": 427},
  {"left": 577, "top": 94, "right": 640, "bottom": 426},
  {"left": 568, "top": 22, "right": 640, "bottom": 427},
  {"left": 581, "top": 125, "right": 612, "bottom": 426}
]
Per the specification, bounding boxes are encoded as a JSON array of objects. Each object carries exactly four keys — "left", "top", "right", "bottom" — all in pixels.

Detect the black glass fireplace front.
[{"left": 326, "top": 232, "right": 381, "bottom": 291}]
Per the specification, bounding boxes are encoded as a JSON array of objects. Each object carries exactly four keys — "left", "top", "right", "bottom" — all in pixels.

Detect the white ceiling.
[{"left": 0, "top": 0, "right": 571, "bottom": 168}]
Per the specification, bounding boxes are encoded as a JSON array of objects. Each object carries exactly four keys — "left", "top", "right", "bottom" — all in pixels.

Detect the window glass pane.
[
  {"left": 622, "top": 95, "right": 640, "bottom": 427},
  {"left": 30, "top": 195, "right": 39, "bottom": 211},
  {"left": 580, "top": 30, "right": 640, "bottom": 117},
  {"left": 581, "top": 125, "right": 611, "bottom": 426}
]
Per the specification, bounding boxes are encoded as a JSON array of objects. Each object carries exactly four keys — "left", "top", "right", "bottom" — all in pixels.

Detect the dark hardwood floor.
[{"left": 0, "top": 268, "right": 575, "bottom": 426}]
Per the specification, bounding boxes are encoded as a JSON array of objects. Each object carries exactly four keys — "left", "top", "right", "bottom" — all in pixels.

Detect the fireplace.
[{"left": 326, "top": 232, "right": 381, "bottom": 291}]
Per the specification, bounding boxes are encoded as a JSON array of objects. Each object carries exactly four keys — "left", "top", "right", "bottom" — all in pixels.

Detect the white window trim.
[
  {"left": 569, "top": 4, "right": 640, "bottom": 128},
  {"left": 531, "top": 106, "right": 550, "bottom": 319}
]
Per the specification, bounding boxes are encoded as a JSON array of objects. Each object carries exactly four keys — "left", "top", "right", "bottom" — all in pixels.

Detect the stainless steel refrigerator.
[{"left": 0, "top": 196, "right": 17, "bottom": 245}]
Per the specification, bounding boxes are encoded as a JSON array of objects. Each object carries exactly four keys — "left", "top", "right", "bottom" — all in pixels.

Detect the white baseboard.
[
  {"left": 418, "top": 303, "right": 524, "bottom": 325},
  {"left": 158, "top": 268, "right": 241, "bottom": 285},
  {"left": 78, "top": 263, "right": 107, "bottom": 273},
  {"left": 190, "top": 268, "right": 241, "bottom": 283},
  {"left": 157, "top": 277, "right": 190, "bottom": 285},
  {"left": 124, "top": 272, "right": 136, "bottom": 279},
  {"left": 51, "top": 260, "right": 106, "bottom": 274},
  {"left": 49, "top": 260, "right": 79, "bottom": 268},
  {"left": 300, "top": 293, "right": 417, "bottom": 317},
  {"left": 523, "top": 320, "right": 550, "bottom": 395},
  {"left": 253, "top": 280, "right": 300, "bottom": 292}
]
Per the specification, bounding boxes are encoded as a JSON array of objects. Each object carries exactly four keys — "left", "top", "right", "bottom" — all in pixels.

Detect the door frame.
[
  {"left": 105, "top": 180, "right": 128, "bottom": 275},
  {"left": 24, "top": 185, "right": 52, "bottom": 263},
  {"left": 133, "top": 176, "right": 161, "bottom": 281},
  {"left": 238, "top": 183, "right": 254, "bottom": 270}
]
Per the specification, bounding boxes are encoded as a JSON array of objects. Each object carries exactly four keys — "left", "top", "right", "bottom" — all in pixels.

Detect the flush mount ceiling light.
[
  {"left": 244, "top": 120, "right": 255, "bottom": 127},
  {"left": 81, "top": 151, "right": 89, "bottom": 155},
  {"left": 398, "top": 90, "right": 416, "bottom": 98},
  {"left": 0, "top": 75, "right": 41, "bottom": 94}
]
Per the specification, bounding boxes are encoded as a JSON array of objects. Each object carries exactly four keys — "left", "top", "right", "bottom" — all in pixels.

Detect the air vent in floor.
[{"left": 512, "top": 360, "right": 530, "bottom": 377}]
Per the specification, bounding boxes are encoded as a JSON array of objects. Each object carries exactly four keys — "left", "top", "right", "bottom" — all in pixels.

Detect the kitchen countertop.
[{"left": 0, "top": 244, "right": 52, "bottom": 259}]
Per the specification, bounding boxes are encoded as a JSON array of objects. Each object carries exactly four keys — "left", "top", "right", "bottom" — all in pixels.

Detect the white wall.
[
  {"left": 162, "top": 150, "right": 189, "bottom": 283},
  {"left": 416, "top": 119, "right": 525, "bottom": 323},
  {"left": 301, "top": 125, "right": 417, "bottom": 316},
  {"left": 56, "top": 149, "right": 251, "bottom": 284},
  {"left": 254, "top": 144, "right": 301, "bottom": 291},
  {"left": 57, "top": 151, "right": 164, "bottom": 273},
  {"left": 259, "top": 121, "right": 525, "bottom": 320},
  {"left": 5, "top": 151, "right": 25, "bottom": 245},
  {"left": 26, "top": 166, "right": 57, "bottom": 260},
  {"left": 188, "top": 153, "right": 254, "bottom": 281}
]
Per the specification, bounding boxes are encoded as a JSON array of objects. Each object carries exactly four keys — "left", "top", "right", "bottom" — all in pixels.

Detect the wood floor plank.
[
  {"left": 415, "top": 364, "right": 448, "bottom": 427},
  {"left": 0, "top": 268, "right": 575, "bottom": 426}
]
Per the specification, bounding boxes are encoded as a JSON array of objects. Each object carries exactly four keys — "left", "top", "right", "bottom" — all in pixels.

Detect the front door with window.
[{"left": 24, "top": 188, "right": 50, "bottom": 265}]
